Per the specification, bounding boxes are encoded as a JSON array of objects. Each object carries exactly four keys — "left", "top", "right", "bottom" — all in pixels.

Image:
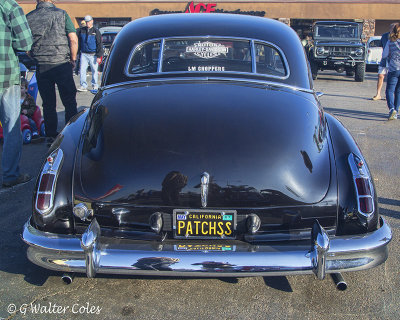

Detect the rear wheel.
[
  {"left": 355, "top": 63, "right": 365, "bottom": 82},
  {"left": 22, "top": 129, "right": 32, "bottom": 144}
]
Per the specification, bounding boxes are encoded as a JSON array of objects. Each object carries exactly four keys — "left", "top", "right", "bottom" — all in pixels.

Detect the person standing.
[
  {"left": 372, "top": 24, "right": 395, "bottom": 101},
  {"left": 74, "top": 20, "right": 87, "bottom": 75},
  {"left": 382, "top": 23, "right": 400, "bottom": 120},
  {"left": 0, "top": 0, "right": 33, "bottom": 188},
  {"left": 26, "top": 0, "right": 78, "bottom": 143},
  {"left": 77, "top": 15, "right": 103, "bottom": 91}
]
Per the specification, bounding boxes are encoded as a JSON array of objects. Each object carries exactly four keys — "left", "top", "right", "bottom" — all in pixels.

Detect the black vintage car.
[
  {"left": 308, "top": 21, "right": 366, "bottom": 82},
  {"left": 22, "top": 14, "right": 391, "bottom": 288}
]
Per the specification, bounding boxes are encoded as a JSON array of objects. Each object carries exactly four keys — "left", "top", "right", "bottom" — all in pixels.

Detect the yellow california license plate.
[{"left": 173, "top": 209, "right": 236, "bottom": 239}]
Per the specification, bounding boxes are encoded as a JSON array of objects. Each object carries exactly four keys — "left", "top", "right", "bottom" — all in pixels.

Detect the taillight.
[
  {"left": 348, "top": 153, "right": 375, "bottom": 218},
  {"left": 35, "top": 149, "right": 64, "bottom": 215}
]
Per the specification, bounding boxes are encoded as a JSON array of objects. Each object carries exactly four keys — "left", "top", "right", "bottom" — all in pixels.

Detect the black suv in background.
[
  {"left": 99, "top": 27, "right": 122, "bottom": 72},
  {"left": 307, "top": 21, "right": 366, "bottom": 82}
]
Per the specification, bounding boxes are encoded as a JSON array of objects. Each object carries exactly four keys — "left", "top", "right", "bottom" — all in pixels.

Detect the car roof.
[
  {"left": 103, "top": 14, "right": 312, "bottom": 90},
  {"left": 99, "top": 26, "right": 122, "bottom": 34}
]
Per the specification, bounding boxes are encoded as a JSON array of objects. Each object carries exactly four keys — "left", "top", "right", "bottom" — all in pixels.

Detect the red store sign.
[{"left": 150, "top": 2, "right": 265, "bottom": 17}]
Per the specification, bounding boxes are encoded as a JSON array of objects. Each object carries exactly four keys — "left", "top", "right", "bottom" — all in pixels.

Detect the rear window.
[
  {"left": 126, "top": 37, "right": 288, "bottom": 78},
  {"left": 369, "top": 40, "right": 382, "bottom": 48},
  {"left": 162, "top": 39, "right": 252, "bottom": 73}
]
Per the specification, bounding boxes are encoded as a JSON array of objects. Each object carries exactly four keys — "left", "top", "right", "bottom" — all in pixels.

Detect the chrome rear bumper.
[{"left": 22, "top": 217, "right": 392, "bottom": 279}]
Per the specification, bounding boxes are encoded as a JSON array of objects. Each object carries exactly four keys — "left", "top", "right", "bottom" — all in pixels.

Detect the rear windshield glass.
[
  {"left": 126, "top": 37, "right": 288, "bottom": 78},
  {"left": 162, "top": 39, "right": 252, "bottom": 73}
]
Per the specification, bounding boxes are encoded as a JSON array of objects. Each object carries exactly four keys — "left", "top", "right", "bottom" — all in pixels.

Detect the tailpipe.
[
  {"left": 61, "top": 273, "right": 74, "bottom": 285},
  {"left": 330, "top": 273, "right": 347, "bottom": 291}
]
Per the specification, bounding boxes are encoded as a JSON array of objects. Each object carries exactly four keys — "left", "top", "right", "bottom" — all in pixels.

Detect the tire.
[
  {"left": 355, "top": 63, "right": 365, "bottom": 82},
  {"left": 310, "top": 60, "right": 318, "bottom": 80},
  {"left": 22, "top": 129, "right": 32, "bottom": 144},
  {"left": 40, "top": 122, "right": 46, "bottom": 136}
]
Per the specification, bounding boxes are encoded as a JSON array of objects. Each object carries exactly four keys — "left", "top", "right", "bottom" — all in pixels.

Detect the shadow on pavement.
[
  {"left": 263, "top": 276, "right": 293, "bottom": 292},
  {"left": 324, "top": 107, "right": 388, "bottom": 121}
]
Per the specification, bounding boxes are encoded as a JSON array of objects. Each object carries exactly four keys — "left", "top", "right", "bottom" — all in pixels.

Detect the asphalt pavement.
[{"left": 0, "top": 71, "right": 399, "bottom": 320}]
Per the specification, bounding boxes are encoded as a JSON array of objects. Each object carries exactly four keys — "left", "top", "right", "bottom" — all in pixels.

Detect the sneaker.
[
  {"left": 2, "top": 174, "right": 32, "bottom": 188},
  {"left": 77, "top": 86, "right": 87, "bottom": 92},
  {"left": 92, "top": 85, "right": 99, "bottom": 90},
  {"left": 388, "top": 109, "right": 397, "bottom": 120}
]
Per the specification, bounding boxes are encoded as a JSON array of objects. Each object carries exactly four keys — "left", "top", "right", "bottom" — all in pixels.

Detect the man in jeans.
[
  {"left": 0, "top": 0, "right": 33, "bottom": 188},
  {"left": 77, "top": 15, "right": 103, "bottom": 91},
  {"left": 26, "top": 0, "right": 78, "bottom": 144}
]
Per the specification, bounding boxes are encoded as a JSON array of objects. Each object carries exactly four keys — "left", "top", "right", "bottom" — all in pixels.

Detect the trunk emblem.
[{"left": 200, "top": 172, "right": 210, "bottom": 208}]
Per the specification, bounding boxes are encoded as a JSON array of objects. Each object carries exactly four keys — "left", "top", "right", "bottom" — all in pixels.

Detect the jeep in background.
[{"left": 308, "top": 21, "right": 366, "bottom": 82}]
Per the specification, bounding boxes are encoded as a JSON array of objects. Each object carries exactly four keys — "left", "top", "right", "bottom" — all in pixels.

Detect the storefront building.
[{"left": 18, "top": 0, "right": 400, "bottom": 38}]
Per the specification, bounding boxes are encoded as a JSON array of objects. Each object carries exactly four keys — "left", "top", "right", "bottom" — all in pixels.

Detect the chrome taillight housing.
[
  {"left": 35, "top": 148, "right": 64, "bottom": 215},
  {"left": 348, "top": 153, "right": 375, "bottom": 220}
]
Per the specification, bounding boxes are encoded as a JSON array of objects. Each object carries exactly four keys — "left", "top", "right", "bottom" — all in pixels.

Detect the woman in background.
[{"left": 382, "top": 22, "right": 400, "bottom": 120}]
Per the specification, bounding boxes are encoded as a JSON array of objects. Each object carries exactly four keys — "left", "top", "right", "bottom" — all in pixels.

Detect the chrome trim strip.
[
  {"left": 200, "top": 172, "right": 210, "bottom": 208},
  {"left": 123, "top": 36, "right": 290, "bottom": 81},
  {"left": 22, "top": 217, "right": 391, "bottom": 278},
  {"left": 250, "top": 40, "right": 256, "bottom": 73},
  {"left": 158, "top": 38, "right": 165, "bottom": 72},
  {"left": 103, "top": 77, "right": 314, "bottom": 95}
]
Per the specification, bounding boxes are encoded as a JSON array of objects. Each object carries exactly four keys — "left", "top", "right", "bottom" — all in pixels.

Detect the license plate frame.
[
  {"left": 174, "top": 244, "right": 236, "bottom": 252},
  {"left": 173, "top": 209, "right": 236, "bottom": 239}
]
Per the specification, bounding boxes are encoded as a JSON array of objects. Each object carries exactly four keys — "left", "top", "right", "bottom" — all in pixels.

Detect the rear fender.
[
  {"left": 31, "top": 109, "right": 89, "bottom": 233},
  {"left": 326, "top": 113, "right": 379, "bottom": 234}
]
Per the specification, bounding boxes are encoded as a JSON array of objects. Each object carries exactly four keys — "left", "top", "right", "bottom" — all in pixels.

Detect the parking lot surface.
[{"left": 0, "top": 71, "right": 399, "bottom": 320}]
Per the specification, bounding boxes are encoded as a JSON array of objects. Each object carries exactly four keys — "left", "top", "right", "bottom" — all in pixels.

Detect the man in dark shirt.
[
  {"left": 26, "top": 0, "right": 78, "bottom": 143},
  {"left": 0, "top": 0, "right": 33, "bottom": 188},
  {"left": 77, "top": 15, "right": 103, "bottom": 91}
]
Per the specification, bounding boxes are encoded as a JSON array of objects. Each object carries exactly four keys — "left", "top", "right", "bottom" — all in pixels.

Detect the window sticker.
[
  {"left": 185, "top": 41, "right": 229, "bottom": 59},
  {"left": 188, "top": 66, "right": 225, "bottom": 71}
]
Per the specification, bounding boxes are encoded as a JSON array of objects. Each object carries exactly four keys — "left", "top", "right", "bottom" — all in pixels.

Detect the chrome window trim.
[
  {"left": 124, "top": 39, "right": 162, "bottom": 76},
  {"left": 250, "top": 40, "right": 257, "bottom": 73},
  {"left": 158, "top": 38, "right": 165, "bottom": 72},
  {"left": 124, "top": 36, "right": 290, "bottom": 80},
  {"left": 103, "top": 77, "right": 314, "bottom": 95}
]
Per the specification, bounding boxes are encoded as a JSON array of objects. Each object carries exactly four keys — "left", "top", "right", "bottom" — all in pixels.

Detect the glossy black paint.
[
  {"left": 31, "top": 14, "right": 377, "bottom": 239},
  {"left": 325, "top": 114, "right": 379, "bottom": 233}
]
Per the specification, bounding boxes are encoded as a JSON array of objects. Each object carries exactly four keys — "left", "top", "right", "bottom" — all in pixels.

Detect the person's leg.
[
  {"left": 88, "top": 55, "right": 99, "bottom": 89},
  {"left": 79, "top": 53, "right": 89, "bottom": 89},
  {"left": 394, "top": 72, "right": 400, "bottom": 114},
  {"left": 373, "top": 73, "right": 385, "bottom": 100},
  {"left": 0, "top": 85, "right": 22, "bottom": 182},
  {"left": 36, "top": 67, "right": 58, "bottom": 137},
  {"left": 28, "top": 118, "right": 39, "bottom": 135},
  {"left": 386, "top": 71, "right": 399, "bottom": 119},
  {"left": 55, "top": 63, "right": 78, "bottom": 124}
]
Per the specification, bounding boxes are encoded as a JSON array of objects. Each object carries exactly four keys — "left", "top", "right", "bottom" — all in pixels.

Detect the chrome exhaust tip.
[
  {"left": 331, "top": 273, "right": 347, "bottom": 291},
  {"left": 61, "top": 273, "right": 74, "bottom": 285}
]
